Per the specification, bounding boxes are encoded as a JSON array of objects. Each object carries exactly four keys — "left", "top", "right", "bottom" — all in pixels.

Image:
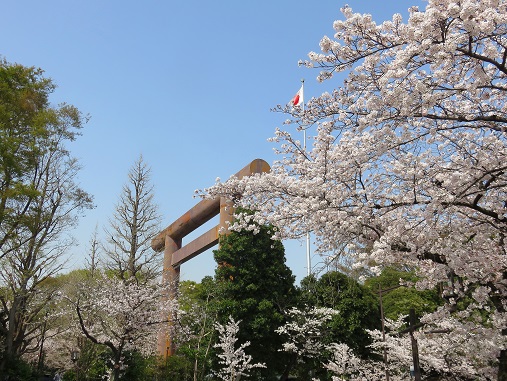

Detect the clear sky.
[{"left": 1, "top": 0, "right": 422, "bottom": 283}]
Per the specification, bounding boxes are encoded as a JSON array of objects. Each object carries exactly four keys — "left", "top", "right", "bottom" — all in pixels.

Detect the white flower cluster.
[
  {"left": 70, "top": 273, "right": 178, "bottom": 356},
  {"left": 275, "top": 306, "right": 339, "bottom": 360},
  {"left": 213, "top": 316, "right": 266, "bottom": 381},
  {"left": 201, "top": 0, "right": 507, "bottom": 372}
]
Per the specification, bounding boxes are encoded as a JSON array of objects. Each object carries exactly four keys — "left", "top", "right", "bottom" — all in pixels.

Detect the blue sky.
[{"left": 1, "top": 0, "right": 421, "bottom": 283}]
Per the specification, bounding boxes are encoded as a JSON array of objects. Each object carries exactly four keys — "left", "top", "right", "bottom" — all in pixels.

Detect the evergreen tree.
[
  {"left": 212, "top": 217, "right": 296, "bottom": 380},
  {"left": 299, "top": 271, "right": 380, "bottom": 358},
  {"left": 364, "top": 267, "right": 443, "bottom": 321}
]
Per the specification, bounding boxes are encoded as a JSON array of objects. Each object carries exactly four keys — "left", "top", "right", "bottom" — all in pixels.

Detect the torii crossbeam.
[{"left": 151, "top": 158, "right": 270, "bottom": 356}]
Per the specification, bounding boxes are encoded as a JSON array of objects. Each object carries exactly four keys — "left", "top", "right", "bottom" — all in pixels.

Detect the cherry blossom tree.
[
  {"left": 202, "top": 0, "right": 507, "bottom": 377},
  {"left": 325, "top": 342, "right": 387, "bottom": 381},
  {"left": 276, "top": 306, "right": 338, "bottom": 360},
  {"left": 37, "top": 270, "right": 102, "bottom": 376},
  {"left": 275, "top": 306, "right": 338, "bottom": 379},
  {"left": 326, "top": 314, "right": 502, "bottom": 380},
  {"left": 213, "top": 316, "right": 266, "bottom": 381},
  {"left": 65, "top": 272, "right": 177, "bottom": 380}
]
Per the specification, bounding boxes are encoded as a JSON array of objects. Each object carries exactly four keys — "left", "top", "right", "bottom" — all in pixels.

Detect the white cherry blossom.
[{"left": 201, "top": 0, "right": 507, "bottom": 375}]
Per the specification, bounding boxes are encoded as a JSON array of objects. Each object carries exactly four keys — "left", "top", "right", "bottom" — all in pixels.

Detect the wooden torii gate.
[{"left": 151, "top": 158, "right": 270, "bottom": 356}]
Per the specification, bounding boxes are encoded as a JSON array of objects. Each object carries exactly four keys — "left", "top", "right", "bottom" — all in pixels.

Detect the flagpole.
[
  {"left": 302, "top": 79, "right": 306, "bottom": 151},
  {"left": 300, "top": 79, "right": 311, "bottom": 277}
]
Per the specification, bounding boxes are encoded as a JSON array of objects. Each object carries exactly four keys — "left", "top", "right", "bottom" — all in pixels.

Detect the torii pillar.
[{"left": 151, "top": 159, "right": 270, "bottom": 357}]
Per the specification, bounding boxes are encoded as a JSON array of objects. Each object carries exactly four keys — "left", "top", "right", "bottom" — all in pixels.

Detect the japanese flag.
[{"left": 292, "top": 85, "right": 304, "bottom": 107}]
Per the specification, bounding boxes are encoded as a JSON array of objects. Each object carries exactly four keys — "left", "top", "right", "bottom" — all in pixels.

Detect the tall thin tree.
[
  {"left": 84, "top": 225, "right": 100, "bottom": 277},
  {"left": 103, "top": 155, "right": 161, "bottom": 283}
]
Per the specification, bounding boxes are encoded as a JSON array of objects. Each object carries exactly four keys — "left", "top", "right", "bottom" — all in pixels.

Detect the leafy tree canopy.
[
  {"left": 299, "top": 271, "right": 380, "bottom": 358},
  {"left": 0, "top": 58, "right": 87, "bottom": 258},
  {"left": 0, "top": 58, "right": 91, "bottom": 376},
  {"left": 212, "top": 214, "right": 296, "bottom": 379},
  {"left": 364, "top": 267, "right": 443, "bottom": 320}
]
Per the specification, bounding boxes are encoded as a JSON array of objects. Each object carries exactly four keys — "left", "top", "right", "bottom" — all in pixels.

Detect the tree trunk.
[
  {"left": 0, "top": 297, "right": 20, "bottom": 378},
  {"left": 278, "top": 353, "right": 297, "bottom": 381},
  {"left": 111, "top": 345, "right": 124, "bottom": 381},
  {"left": 499, "top": 343, "right": 507, "bottom": 380},
  {"left": 5, "top": 296, "right": 21, "bottom": 359},
  {"left": 495, "top": 278, "right": 507, "bottom": 381}
]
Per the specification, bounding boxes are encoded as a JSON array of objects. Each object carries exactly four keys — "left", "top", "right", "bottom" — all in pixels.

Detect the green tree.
[
  {"left": 299, "top": 271, "right": 380, "bottom": 358},
  {"left": 156, "top": 354, "right": 193, "bottom": 381},
  {"left": 36, "top": 270, "right": 111, "bottom": 380},
  {"left": 173, "top": 278, "right": 218, "bottom": 381},
  {"left": 364, "top": 267, "right": 443, "bottom": 321},
  {"left": 0, "top": 59, "right": 92, "bottom": 376},
  {"left": 212, "top": 220, "right": 296, "bottom": 380},
  {"left": 0, "top": 59, "right": 87, "bottom": 259}
]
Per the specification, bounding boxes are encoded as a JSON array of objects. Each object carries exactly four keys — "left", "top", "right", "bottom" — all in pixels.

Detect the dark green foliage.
[
  {"left": 300, "top": 271, "right": 381, "bottom": 358},
  {"left": 120, "top": 351, "right": 156, "bottom": 381},
  {"left": 364, "top": 267, "right": 443, "bottom": 320},
  {"left": 62, "top": 349, "right": 166, "bottom": 381},
  {"left": 174, "top": 278, "right": 218, "bottom": 381},
  {"left": 0, "top": 355, "right": 38, "bottom": 381},
  {"left": 76, "top": 341, "right": 110, "bottom": 381},
  {"left": 157, "top": 355, "right": 194, "bottom": 381},
  {"left": 212, "top": 220, "right": 296, "bottom": 380}
]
